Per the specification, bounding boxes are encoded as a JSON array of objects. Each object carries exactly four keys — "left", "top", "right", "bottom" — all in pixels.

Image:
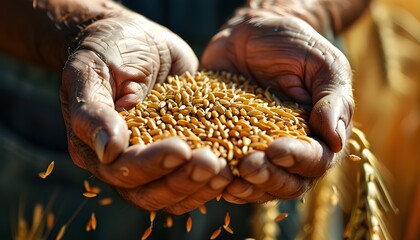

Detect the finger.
[
  {"left": 164, "top": 31, "right": 199, "bottom": 77},
  {"left": 264, "top": 165, "right": 309, "bottom": 200},
  {"left": 200, "top": 29, "right": 241, "bottom": 73},
  {"left": 308, "top": 44, "right": 354, "bottom": 152},
  {"left": 97, "top": 137, "right": 191, "bottom": 188},
  {"left": 62, "top": 50, "right": 129, "bottom": 165},
  {"left": 71, "top": 101, "right": 130, "bottom": 165},
  {"left": 310, "top": 95, "right": 353, "bottom": 153},
  {"left": 273, "top": 74, "right": 312, "bottom": 104},
  {"left": 225, "top": 178, "right": 274, "bottom": 203},
  {"left": 222, "top": 192, "right": 248, "bottom": 204},
  {"left": 164, "top": 158, "right": 233, "bottom": 215},
  {"left": 238, "top": 151, "right": 270, "bottom": 185},
  {"left": 265, "top": 137, "right": 333, "bottom": 178},
  {"left": 240, "top": 150, "right": 310, "bottom": 199},
  {"left": 119, "top": 147, "right": 221, "bottom": 213}
]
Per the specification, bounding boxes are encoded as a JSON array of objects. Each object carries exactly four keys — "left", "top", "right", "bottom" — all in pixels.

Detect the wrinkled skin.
[
  {"left": 201, "top": 12, "right": 354, "bottom": 203},
  {"left": 60, "top": 8, "right": 354, "bottom": 213},
  {"left": 60, "top": 12, "right": 233, "bottom": 215}
]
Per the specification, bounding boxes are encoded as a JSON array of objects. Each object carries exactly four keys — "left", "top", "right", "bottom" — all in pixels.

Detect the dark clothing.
[{"left": 121, "top": 0, "right": 244, "bottom": 56}]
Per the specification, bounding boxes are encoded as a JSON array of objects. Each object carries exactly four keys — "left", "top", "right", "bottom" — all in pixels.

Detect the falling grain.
[
  {"left": 90, "top": 213, "right": 97, "bottom": 230},
  {"left": 186, "top": 216, "right": 193, "bottom": 232},
  {"left": 165, "top": 216, "right": 173, "bottom": 228},
  {"left": 47, "top": 213, "right": 54, "bottom": 230},
  {"left": 224, "top": 212, "right": 231, "bottom": 227},
  {"left": 223, "top": 224, "right": 234, "bottom": 234},
  {"left": 99, "top": 197, "right": 113, "bottom": 206},
  {"left": 55, "top": 225, "right": 66, "bottom": 240},
  {"left": 90, "top": 186, "right": 101, "bottom": 194},
  {"left": 149, "top": 211, "right": 156, "bottom": 223},
  {"left": 82, "top": 192, "right": 97, "bottom": 198},
  {"left": 141, "top": 225, "right": 153, "bottom": 240},
  {"left": 274, "top": 213, "right": 289, "bottom": 222},
  {"left": 210, "top": 227, "right": 222, "bottom": 239},
  {"left": 39, "top": 161, "right": 55, "bottom": 179},
  {"left": 348, "top": 154, "right": 362, "bottom": 162},
  {"left": 83, "top": 180, "right": 91, "bottom": 192},
  {"left": 198, "top": 205, "right": 207, "bottom": 214}
]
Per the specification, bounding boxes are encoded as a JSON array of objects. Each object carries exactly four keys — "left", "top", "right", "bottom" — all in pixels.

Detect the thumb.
[
  {"left": 309, "top": 93, "right": 354, "bottom": 153},
  {"left": 306, "top": 39, "right": 354, "bottom": 153},
  {"left": 62, "top": 49, "right": 130, "bottom": 166},
  {"left": 71, "top": 101, "right": 129, "bottom": 164}
]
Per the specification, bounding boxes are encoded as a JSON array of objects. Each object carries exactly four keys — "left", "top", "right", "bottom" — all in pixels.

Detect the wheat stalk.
[
  {"left": 344, "top": 128, "right": 398, "bottom": 240},
  {"left": 297, "top": 127, "right": 397, "bottom": 240}
]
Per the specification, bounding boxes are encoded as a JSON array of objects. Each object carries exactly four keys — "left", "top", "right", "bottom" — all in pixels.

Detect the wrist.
[
  {"left": 0, "top": 0, "right": 128, "bottom": 69},
  {"left": 36, "top": 0, "right": 130, "bottom": 69},
  {"left": 225, "top": 3, "right": 327, "bottom": 35},
  {"left": 229, "top": 0, "right": 370, "bottom": 37}
]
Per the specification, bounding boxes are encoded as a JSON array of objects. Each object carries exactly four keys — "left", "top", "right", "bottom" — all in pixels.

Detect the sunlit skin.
[
  {"left": 201, "top": 12, "right": 353, "bottom": 203},
  {"left": 0, "top": 0, "right": 370, "bottom": 214}
]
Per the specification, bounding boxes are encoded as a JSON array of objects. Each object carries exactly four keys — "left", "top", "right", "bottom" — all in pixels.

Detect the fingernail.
[
  {"left": 210, "top": 159, "right": 231, "bottom": 189},
  {"left": 95, "top": 129, "right": 108, "bottom": 163},
  {"left": 210, "top": 177, "right": 230, "bottom": 190},
  {"left": 272, "top": 155, "right": 295, "bottom": 168},
  {"left": 162, "top": 155, "right": 184, "bottom": 169},
  {"left": 234, "top": 185, "right": 253, "bottom": 198},
  {"left": 224, "top": 195, "right": 247, "bottom": 204},
  {"left": 245, "top": 167, "right": 270, "bottom": 184},
  {"left": 191, "top": 166, "right": 213, "bottom": 182},
  {"left": 335, "top": 119, "right": 346, "bottom": 150}
]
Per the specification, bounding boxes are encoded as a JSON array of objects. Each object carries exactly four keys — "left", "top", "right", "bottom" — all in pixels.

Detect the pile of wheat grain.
[{"left": 120, "top": 71, "right": 310, "bottom": 176}]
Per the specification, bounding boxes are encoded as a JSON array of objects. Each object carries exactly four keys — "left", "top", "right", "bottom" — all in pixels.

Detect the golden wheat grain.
[
  {"left": 210, "top": 227, "right": 222, "bottom": 239},
  {"left": 149, "top": 211, "right": 156, "bottom": 223},
  {"left": 274, "top": 213, "right": 288, "bottom": 222},
  {"left": 224, "top": 212, "right": 231, "bottom": 227},
  {"left": 90, "top": 213, "right": 97, "bottom": 231},
  {"left": 121, "top": 71, "right": 310, "bottom": 176},
  {"left": 223, "top": 224, "right": 234, "bottom": 235},
  {"left": 141, "top": 225, "right": 153, "bottom": 240},
  {"left": 83, "top": 180, "right": 91, "bottom": 192},
  {"left": 82, "top": 192, "right": 97, "bottom": 198},
  {"left": 186, "top": 216, "right": 193, "bottom": 233},
  {"left": 47, "top": 213, "right": 54, "bottom": 230},
  {"left": 165, "top": 216, "right": 173, "bottom": 228},
  {"left": 98, "top": 197, "right": 113, "bottom": 206},
  {"left": 348, "top": 154, "right": 362, "bottom": 162},
  {"left": 38, "top": 161, "right": 54, "bottom": 179},
  {"left": 55, "top": 225, "right": 66, "bottom": 240},
  {"left": 198, "top": 205, "right": 207, "bottom": 214}
]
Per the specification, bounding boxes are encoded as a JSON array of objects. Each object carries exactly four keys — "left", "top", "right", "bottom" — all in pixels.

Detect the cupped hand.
[
  {"left": 201, "top": 12, "right": 354, "bottom": 203},
  {"left": 60, "top": 10, "right": 231, "bottom": 214}
]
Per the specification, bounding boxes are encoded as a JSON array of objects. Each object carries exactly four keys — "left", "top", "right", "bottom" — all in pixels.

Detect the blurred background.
[
  {"left": 0, "top": 0, "right": 418, "bottom": 239},
  {"left": 344, "top": 0, "right": 419, "bottom": 239}
]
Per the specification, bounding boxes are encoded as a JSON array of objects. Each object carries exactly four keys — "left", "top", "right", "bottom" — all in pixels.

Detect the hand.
[
  {"left": 201, "top": 11, "right": 354, "bottom": 203},
  {"left": 60, "top": 10, "right": 231, "bottom": 214}
]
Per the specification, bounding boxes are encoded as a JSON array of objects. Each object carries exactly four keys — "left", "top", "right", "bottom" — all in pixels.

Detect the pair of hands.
[{"left": 60, "top": 8, "right": 354, "bottom": 215}]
